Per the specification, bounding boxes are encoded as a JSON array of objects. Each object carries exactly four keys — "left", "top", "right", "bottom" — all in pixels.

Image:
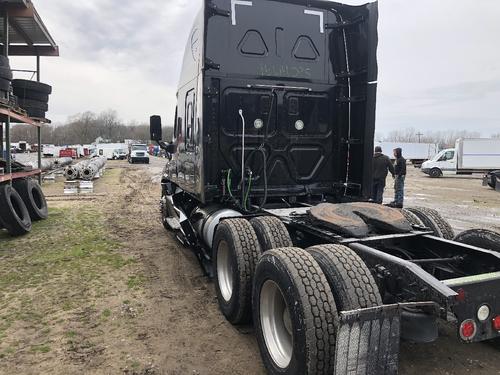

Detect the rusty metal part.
[
  {"left": 347, "top": 202, "right": 413, "bottom": 234},
  {"left": 309, "top": 203, "right": 412, "bottom": 238},
  {"left": 309, "top": 203, "right": 370, "bottom": 238}
]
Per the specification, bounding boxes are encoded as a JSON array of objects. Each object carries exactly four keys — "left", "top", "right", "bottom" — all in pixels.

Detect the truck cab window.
[{"left": 185, "top": 90, "right": 196, "bottom": 148}]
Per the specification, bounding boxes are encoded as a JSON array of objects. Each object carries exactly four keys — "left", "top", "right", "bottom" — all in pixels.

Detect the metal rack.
[{"left": 0, "top": 0, "right": 58, "bottom": 184}]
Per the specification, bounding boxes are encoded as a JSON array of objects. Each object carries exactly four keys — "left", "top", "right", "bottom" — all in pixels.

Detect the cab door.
[{"left": 437, "top": 150, "right": 456, "bottom": 175}]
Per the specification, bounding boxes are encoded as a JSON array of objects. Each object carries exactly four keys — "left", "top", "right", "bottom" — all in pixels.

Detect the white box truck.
[
  {"left": 421, "top": 138, "right": 500, "bottom": 178},
  {"left": 375, "top": 142, "right": 439, "bottom": 166}
]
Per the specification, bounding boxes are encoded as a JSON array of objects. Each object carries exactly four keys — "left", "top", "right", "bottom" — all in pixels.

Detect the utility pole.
[{"left": 416, "top": 132, "right": 423, "bottom": 143}]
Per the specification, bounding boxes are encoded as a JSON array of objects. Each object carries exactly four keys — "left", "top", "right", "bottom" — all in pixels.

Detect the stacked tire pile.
[
  {"left": 12, "top": 79, "right": 52, "bottom": 119},
  {"left": 0, "top": 56, "right": 15, "bottom": 105},
  {"left": 0, "top": 179, "right": 48, "bottom": 237}
]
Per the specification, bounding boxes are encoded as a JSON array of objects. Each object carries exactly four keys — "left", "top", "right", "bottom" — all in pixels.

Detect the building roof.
[{"left": 0, "top": 0, "right": 59, "bottom": 56}]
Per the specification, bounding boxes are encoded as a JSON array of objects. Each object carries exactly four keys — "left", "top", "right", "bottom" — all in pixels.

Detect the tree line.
[
  {"left": 377, "top": 128, "right": 500, "bottom": 149},
  {"left": 9, "top": 110, "right": 173, "bottom": 146}
]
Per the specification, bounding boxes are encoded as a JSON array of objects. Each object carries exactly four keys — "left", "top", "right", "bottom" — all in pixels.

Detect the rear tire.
[
  {"left": 401, "top": 208, "right": 424, "bottom": 227},
  {"left": 454, "top": 229, "right": 500, "bottom": 252},
  {"left": 213, "top": 218, "right": 261, "bottom": 324},
  {"left": 306, "top": 244, "right": 382, "bottom": 310},
  {"left": 253, "top": 247, "right": 338, "bottom": 375},
  {"left": 406, "top": 207, "right": 454, "bottom": 240},
  {"left": 250, "top": 216, "right": 293, "bottom": 251},
  {"left": 13, "top": 178, "right": 48, "bottom": 220},
  {"left": 0, "top": 184, "right": 32, "bottom": 236}
]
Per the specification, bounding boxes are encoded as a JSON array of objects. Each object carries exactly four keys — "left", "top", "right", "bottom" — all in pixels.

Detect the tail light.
[
  {"left": 493, "top": 316, "right": 500, "bottom": 331},
  {"left": 460, "top": 319, "right": 477, "bottom": 341}
]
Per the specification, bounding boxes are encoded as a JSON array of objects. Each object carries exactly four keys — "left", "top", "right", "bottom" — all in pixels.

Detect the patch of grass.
[
  {"left": 31, "top": 344, "right": 51, "bottom": 354},
  {"left": 127, "top": 275, "right": 145, "bottom": 290},
  {"left": 102, "top": 309, "right": 111, "bottom": 318},
  {"left": 65, "top": 331, "right": 77, "bottom": 338},
  {"left": 0, "top": 205, "right": 134, "bottom": 351}
]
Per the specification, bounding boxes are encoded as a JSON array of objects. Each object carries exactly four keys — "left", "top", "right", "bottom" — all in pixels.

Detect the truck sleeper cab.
[{"left": 150, "top": 1, "right": 500, "bottom": 374}]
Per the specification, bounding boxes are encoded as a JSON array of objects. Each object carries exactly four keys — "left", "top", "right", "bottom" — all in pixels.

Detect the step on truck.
[{"left": 149, "top": 0, "right": 500, "bottom": 373}]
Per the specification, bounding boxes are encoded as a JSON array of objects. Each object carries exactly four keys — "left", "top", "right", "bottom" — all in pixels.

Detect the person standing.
[
  {"left": 371, "top": 146, "right": 395, "bottom": 204},
  {"left": 390, "top": 148, "right": 407, "bottom": 208}
]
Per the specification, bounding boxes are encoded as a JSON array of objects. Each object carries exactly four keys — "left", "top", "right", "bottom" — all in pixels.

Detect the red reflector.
[
  {"left": 456, "top": 288, "right": 466, "bottom": 302},
  {"left": 493, "top": 316, "right": 500, "bottom": 331},
  {"left": 460, "top": 320, "right": 476, "bottom": 340}
]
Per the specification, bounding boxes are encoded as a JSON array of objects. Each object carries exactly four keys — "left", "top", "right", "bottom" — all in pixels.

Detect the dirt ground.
[{"left": 0, "top": 159, "right": 499, "bottom": 375}]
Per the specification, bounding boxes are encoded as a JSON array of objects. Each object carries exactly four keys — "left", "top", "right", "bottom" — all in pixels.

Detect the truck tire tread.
[
  {"left": 307, "top": 244, "right": 382, "bottom": 310},
  {"left": 250, "top": 216, "right": 293, "bottom": 251},
  {"left": 401, "top": 208, "right": 424, "bottom": 227},
  {"left": 406, "top": 207, "right": 454, "bottom": 240},
  {"left": 253, "top": 247, "right": 338, "bottom": 374},
  {"left": 454, "top": 229, "right": 500, "bottom": 252},
  {"left": 213, "top": 218, "right": 261, "bottom": 324}
]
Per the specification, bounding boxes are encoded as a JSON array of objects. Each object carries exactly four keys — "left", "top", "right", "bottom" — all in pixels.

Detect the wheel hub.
[
  {"left": 217, "top": 240, "right": 234, "bottom": 302},
  {"left": 260, "top": 280, "right": 293, "bottom": 369}
]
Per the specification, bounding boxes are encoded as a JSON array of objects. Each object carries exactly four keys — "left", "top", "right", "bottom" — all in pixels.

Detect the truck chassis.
[{"left": 158, "top": 179, "right": 500, "bottom": 374}]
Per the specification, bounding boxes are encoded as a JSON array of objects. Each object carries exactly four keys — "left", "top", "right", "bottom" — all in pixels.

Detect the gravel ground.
[{"left": 0, "top": 158, "right": 499, "bottom": 374}]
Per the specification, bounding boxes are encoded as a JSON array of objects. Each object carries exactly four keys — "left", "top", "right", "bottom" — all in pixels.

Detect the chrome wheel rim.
[
  {"left": 217, "top": 240, "right": 233, "bottom": 302},
  {"left": 260, "top": 280, "right": 293, "bottom": 369}
]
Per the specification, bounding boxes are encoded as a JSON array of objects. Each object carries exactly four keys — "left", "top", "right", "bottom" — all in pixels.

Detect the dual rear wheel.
[{"left": 212, "top": 216, "right": 382, "bottom": 374}]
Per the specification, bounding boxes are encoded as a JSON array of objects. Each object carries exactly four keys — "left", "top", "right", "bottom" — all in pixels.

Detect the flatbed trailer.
[{"left": 148, "top": 0, "right": 500, "bottom": 373}]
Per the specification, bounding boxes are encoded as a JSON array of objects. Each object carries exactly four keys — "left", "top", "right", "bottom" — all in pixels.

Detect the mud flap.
[{"left": 334, "top": 304, "right": 402, "bottom": 375}]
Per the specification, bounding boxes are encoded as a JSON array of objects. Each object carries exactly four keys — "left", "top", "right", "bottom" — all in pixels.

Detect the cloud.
[{"left": 8, "top": 0, "right": 500, "bottom": 137}]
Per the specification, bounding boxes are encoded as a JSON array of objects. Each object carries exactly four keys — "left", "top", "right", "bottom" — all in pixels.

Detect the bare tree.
[{"left": 9, "top": 109, "right": 174, "bottom": 145}]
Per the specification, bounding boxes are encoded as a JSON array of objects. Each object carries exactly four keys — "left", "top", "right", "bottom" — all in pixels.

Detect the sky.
[{"left": 12, "top": 0, "right": 500, "bottom": 136}]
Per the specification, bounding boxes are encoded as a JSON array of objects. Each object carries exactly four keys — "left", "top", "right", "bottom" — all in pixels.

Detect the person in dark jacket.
[
  {"left": 371, "top": 146, "right": 395, "bottom": 204},
  {"left": 390, "top": 147, "right": 407, "bottom": 208}
]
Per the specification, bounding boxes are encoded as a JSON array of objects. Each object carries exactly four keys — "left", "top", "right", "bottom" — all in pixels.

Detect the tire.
[
  {"left": 18, "top": 98, "right": 49, "bottom": 111},
  {"left": 306, "top": 244, "right": 382, "bottom": 310},
  {"left": 213, "top": 218, "right": 261, "bottom": 324},
  {"left": 488, "top": 173, "right": 498, "bottom": 190},
  {"left": 429, "top": 168, "right": 442, "bottom": 178},
  {"left": 12, "top": 178, "right": 48, "bottom": 220},
  {"left": 0, "top": 77, "right": 11, "bottom": 91},
  {"left": 453, "top": 229, "right": 500, "bottom": 252},
  {"left": 406, "top": 207, "right": 455, "bottom": 240},
  {"left": 0, "top": 184, "right": 32, "bottom": 236},
  {"left": 0, "top": 67, "right": 12, "bottom": 81},
  {"left": 250, "top": 216, "right": 293, "bottom": 251},
  {"left": 253, "top": 247, "right": 338, "bottom": 375},
  {"left": 12, "top": 79, "right": 52, "bottom": 94},
  {"left": 24, "top": 108, "right": 46, "bottom": 119},
  {"left": 401, "top": 208, "right": 424, "bottom": 227},
  {"left": 12, "top": 88, "right": 49, "bottom": 102}
]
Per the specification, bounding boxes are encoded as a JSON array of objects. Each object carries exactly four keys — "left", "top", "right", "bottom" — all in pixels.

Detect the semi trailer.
[
  {"left": 375, "top": 142, "right": 439, "bottom": 167},
  {"left": 149, "top": 0, "right": 500, "bottom": 374}
]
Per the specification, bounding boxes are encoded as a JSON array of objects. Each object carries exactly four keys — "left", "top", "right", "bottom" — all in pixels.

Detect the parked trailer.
[
  {"left": 149, "top": 1, "right": 500, "bottom": 374},
  {"left": 375, "top": 142, "right": 438, "bottom": 167},
  {"left": 422, "top": 138, "right": 500, "bottom": 178}
]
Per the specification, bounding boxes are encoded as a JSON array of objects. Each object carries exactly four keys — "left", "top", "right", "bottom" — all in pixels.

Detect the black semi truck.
[{"left": 149, "top": 0, "right": 500, "bottom": 374}]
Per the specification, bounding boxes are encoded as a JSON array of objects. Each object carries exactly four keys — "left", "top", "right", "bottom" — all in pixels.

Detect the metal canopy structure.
[
  {"left": 0, "top": 0, "right": 59, "bottom": 56},
  {"left": 0, "top": 0, "right": 58, "bottom": 184}
]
